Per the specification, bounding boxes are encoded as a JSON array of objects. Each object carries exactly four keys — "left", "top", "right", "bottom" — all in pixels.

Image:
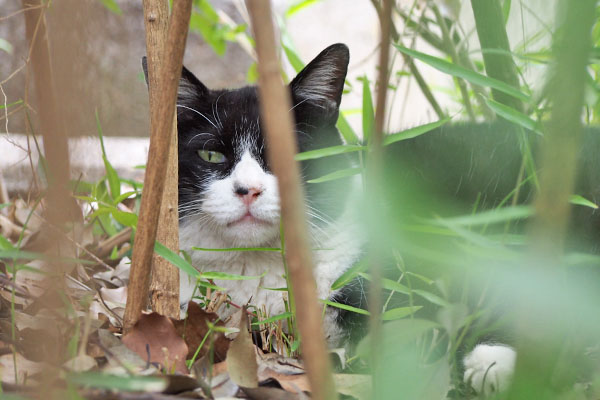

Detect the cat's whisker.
[
  {"left": 214, "top": 93, "right": 225, "bottom": 130},
  {"left": 289, "top": 97, "right": 309, "bottom": 112},
  {"left": 177, "top": 104, "right": 219, "bottom": 130}
]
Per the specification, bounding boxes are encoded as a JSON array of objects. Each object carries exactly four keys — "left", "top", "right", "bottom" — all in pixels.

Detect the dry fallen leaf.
[
  {"left": 122, "top": 312, "right": 189, "bottom": 374},
  {"left": 0, "top": 352, "right": 45, "bottom": 384},
  {"left": 241, "top": 386, "right": 307, "bottom": 400},
  {"left": 172, "top": 301, "right": 231, "bottom": 361},
  {"left": 63, "top": 354, "right": 97, "bottom": 372},
  {"left": 226, "top": 308, "right": 258, "bottom": 388}
]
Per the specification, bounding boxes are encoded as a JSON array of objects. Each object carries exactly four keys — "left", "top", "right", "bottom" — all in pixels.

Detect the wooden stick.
[
  {"left": 123, "top": 0, "right": 192, "bottom": 332},
  {"left": 143, "top": 0, "right": 180, "bottom": 319},
  {"left": 245, "top": 2, "right": 337, "bottom": 399},
  {"left": 368, "top": 0, "right": 392, "bottom": 396},
  {"left": 22, "top": 0, "right": 70, "bottom": 228},
  {"left": 22, "top": 1, "right": 72, "bottom": 395},
  {"left": 509, "top": 1, "right": 595, "bottom": 397}
]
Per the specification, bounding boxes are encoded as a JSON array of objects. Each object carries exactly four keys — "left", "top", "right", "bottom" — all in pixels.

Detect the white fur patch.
[
  {"left": 294, "top": 60, "right": 341, "bottom": 108},
  {"left": 179, "top": 149, "right": 363, "bottom": 346},
  {"left": 463, "top": 344, "right": 516, "bottom": 395}
]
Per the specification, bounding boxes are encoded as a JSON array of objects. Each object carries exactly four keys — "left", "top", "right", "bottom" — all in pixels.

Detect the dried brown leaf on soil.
[
  {"left": 172, "top": 301, "right": 231, "bottom": 361},
  {"left": 122, "top": 312, "right": 189, "bottom": 374},
  {"left": 226, "top": 308, "right": 258, "bottom": 388}
]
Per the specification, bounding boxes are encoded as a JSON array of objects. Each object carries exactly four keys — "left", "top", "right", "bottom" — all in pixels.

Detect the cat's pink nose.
[{"left": 235, "top": 186, "right": 263, "bottom": 205}]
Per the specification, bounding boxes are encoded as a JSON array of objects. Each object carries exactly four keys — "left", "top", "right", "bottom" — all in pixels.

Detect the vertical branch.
[
  {"left": 143, "top": 0, "right": 180, "bottom": 319},
  {"left": 371, "top": 0, "right": 446, "bottom": 119},
  {"left": 22, "top": 1, "right": 73, "bottom": 396},
  {"left": 528, "top": 1, "right": 595, "bottom": 264},
  {"left": 368, "top": 0, "right": 392, "bottom": 395},
  {"left": 470, "top": 0, "right": 523, "bottom": 111},
  {"left": 22, "top": 0, "right": 70, "bottom": 227},
  {"left": 245, "top": 2, "right": 337, "bottom": 400},
  {"left": 431, "top": 4, "right": 476, "bottom": 121},
  {"left": 123, "top": 0, "right": 193, "bottom": 332},
  {"left": 509, "top": 1, "right": 596, "bottom": 398}
]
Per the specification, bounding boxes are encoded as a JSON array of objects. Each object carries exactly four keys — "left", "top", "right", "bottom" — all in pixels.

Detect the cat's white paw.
[{"left": 463, "top": 344, "right": 516, "bottom": 396}]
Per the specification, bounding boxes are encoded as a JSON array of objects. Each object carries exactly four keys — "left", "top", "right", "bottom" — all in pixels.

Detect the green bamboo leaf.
[
  {"left": 112, "top": 191, "right": 138, "bottom": 205},
  {"left": 359, "top": 272, "right": 410, "bottom": 295},
  {"left": 67, "top": 372, "right": 166, "bottom": 392},
  {"left": 251, "top": 312, "right": 293, "bottom": 326},
  {"left": 307, "top": 167, "right": 362, "bottom": 183},
  {"left": 154, "top": 241, "right": 199, "bottom": 278},
  {"left": 406, "top": 271, "right": 434, "bottom": 285},
  {"left": 570, "top": 194, "right": 598, "bottom": 209},
  {"left": 412, "top": 289, "right": 450, "bottom": 307},
  {"left": 320, "top": 299, "right": 370, "bottom": 315},
  {"left": 0, "top": 235, "right": 16, "bottom": 251},
  {"left": 283, "top": 44, "right": 305, "bottom": 73},
  {"left": 285, "top": 0, "right": 321, "bottom": 17},
  {"left": 383, "top": 118, "right": 451, "bottom": 146},
  {"left": 337, "top": 112, "right": 360, "bottom": 145},
  {"left": 295, "top": 145, "right": 365, "bottom": 161},
  {"left": 99, "top": 0, "right": 122, "bottom": 15},
  {"left": 111, "top": 210, "right": 137, "bottom": 228},
  {"left": 0, "top": 249, "right": 92, "bottom": 264},
  {"left": 192, "top": 246, "right": 281, "bottom": 252},
  {"left": 331, "top": 259, "right": 368, "bottom": 290},
  {"left": 361, "top": 76, "right": 374, "bottom": 142},
  {"left": 485, "top": 98, "right": 542, "bottom": 134},
  {"left": 502, "top": 0, "right": 512, "bottom": 24},
  {"left": 0, "top": 100, "right": 22, "bottom": 109},
  {"left": 382, "top": 306, "right": 422, "bottom": 321},
  {"left": 200, "top": 270, "right": 267, "bottom": 281},
  {"left": 394, "top": 45, "right": 530, "bottom": 102},
  {"left": 432, "top": 205, "right": 534, "bottom": 227},
  {"left": 95, "top": 111, "right": 120, "bottom": 200}
]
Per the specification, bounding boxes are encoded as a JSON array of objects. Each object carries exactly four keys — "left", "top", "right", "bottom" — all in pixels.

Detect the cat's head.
[{"left": 143, "top": 44, "right": 350, "bottom": 248}]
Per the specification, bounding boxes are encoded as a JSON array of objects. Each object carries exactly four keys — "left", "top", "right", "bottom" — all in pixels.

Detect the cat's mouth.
[{"left": 227, "top": 211, "right": 270, "bottom": 227}]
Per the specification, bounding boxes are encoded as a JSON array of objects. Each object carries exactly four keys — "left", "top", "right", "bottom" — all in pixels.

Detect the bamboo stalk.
[
  {"left": 143, "top": 0, "right": 180, "bottom": 319},
  {"left": 431, "top": 4, "right": 475, "bottom": 121},
  {"left": 368, "top": 0, "right": 392, "bottom": 396},
  {"left": 22, "top": 0, "right": 70, "bottom": 227},
  {"left": 509, "top": 1, "right": 596, "bottom": 398},
  {"left": 245, "top": 2, "right": 337, "bottom": 399},
  {"left": 22, "top": 1, "right": 72, "bottom": 397},
  {"left": 371, "top": 0, "right": 445, "bottom": 120},
  {"left": 470, "top": 0, "right": 523, "bottom": 111},
  {"left": 123, "top": 0, "right": 192, "bottom": 332}
]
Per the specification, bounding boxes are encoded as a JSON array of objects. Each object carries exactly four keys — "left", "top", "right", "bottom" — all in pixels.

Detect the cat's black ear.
[
  {"left": 141, "top": 56, "right": 209, "bottom": 103},
  {"left": 289, "top": 43, "right": 349, "bottom": 121}
]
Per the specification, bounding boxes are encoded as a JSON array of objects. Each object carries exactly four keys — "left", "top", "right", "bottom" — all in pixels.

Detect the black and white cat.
[{"left": 143, "top": 43, "right": 515, "bottom": 395}]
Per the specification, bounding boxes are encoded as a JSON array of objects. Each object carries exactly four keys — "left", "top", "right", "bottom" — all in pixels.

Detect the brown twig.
[
  {"left": 245, "top": 1, "right": 337, "bottom": 399},
  {"left": 371, "top": 0, "right": 445, "bottom": 119},
  {"left": 143, "top": 0, "right": 181, "bottom": 319},
  {"left": 368, "top": 0, "right": 392, "bottom": 396},
  {"left": 122, "top": 0, "right": 193, "bottom": 332}
]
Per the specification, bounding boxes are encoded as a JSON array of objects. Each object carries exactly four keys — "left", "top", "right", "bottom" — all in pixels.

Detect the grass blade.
[
  {"left": 361, "top": 76, "right": 374, "bottom": 142},
  {"left": 381, "top": 306, "right": 422, "bottom": 321},
  {"left": 337, "top": 112, "right": 360, "bottom": 145},
  {"left": 383, "top": 118, "right": 451, "bottom": 146},
  {"left": 485, "top": 98, "right": 542, "bottom": 134},
  {"left": 569, "top": 194, "right": 598, "bottom": 209},
  {"left": 192, "top": 246, "right": 281, "bottom": 252},
  {"left": 320, "top": 299, "right": 370, "bottom": 315},
  {"left": 251, "top": 312, "right": 293, "bottom": 325},
  {"left": 394, "top": 45, "right": 530, "bottom": 102},
  {"left": 295, "top": 144, "right": 365, "bottom": 161},
  {"left": 307, "top": 167, "right": 362, "bottom": 183},
  {"left": 95, "top": 111, "right": 121, "bottom": 200}
]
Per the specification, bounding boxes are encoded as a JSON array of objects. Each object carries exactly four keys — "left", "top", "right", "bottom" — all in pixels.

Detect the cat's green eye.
[{"left": 198, "top": 150, "right": 227, "bottom": 164}]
